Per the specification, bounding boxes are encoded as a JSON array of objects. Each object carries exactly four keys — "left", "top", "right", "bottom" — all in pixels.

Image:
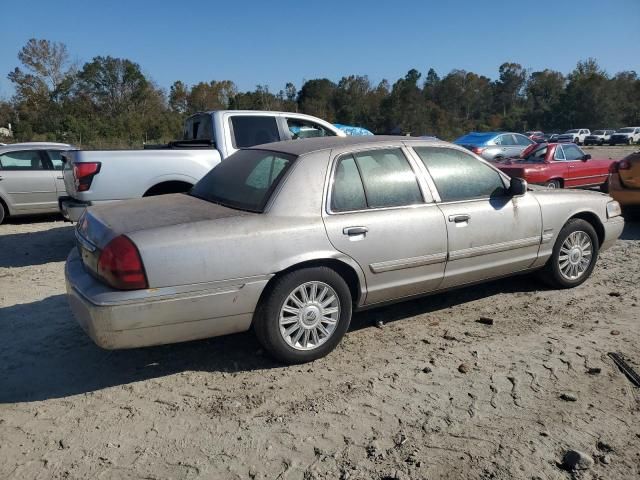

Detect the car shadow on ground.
[
  {"left": 620, "top": 218, "right": 640, "bottom": 240},
  {"left": 0, "top": 224, "right": 74, "bottom": 267},
  {"left": 0, "top": 273, "right": 545, "bottom": 404}
]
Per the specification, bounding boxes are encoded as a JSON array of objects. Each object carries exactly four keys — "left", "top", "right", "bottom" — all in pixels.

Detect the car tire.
[
  {"left": 539, "top": 219, "right": 599, "bottom": 289},
  {"left": 253, "top": 267, "right": 352, "bottom": 364},
  {"left": 544, "top": 179, "right": 561, "bottom": 189},
  {"left": 0, "top": 202, "right": 6, "bottom": 224}
]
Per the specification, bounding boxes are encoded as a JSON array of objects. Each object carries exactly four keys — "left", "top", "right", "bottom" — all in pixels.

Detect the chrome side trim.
[
  {"left": 75, "top": 228, "right": 97, "bottom": 252},
  {"left": 448, "top": 236, "right": 540, "bottom": 261},
  {"left": 370, "top": 252, "right": 447, "bottom": 273}
]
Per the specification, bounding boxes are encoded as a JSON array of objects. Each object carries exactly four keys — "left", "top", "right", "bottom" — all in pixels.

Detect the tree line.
[{"left": 1, "top": 38, "right": 639, "bottom": 148}]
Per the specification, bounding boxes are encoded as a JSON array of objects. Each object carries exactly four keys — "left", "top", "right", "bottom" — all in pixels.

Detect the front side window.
[
  {"left": 190, "top": 149, "right": 295, "bottom": 212},
  {"left": 562, "top": 144, "right": 584, "bottom": 161},
  {"left": 414, "top": 147, "right": 507, "bottom": 202},
  {"left": 286, "top": 118, "right": 336, "bottom": 139},
  {"left": 330, "top": 148, "right": 423, "bottom": 211},
  {"left": 495, "top": 134, "right": 515, "bottom": 146},
  {"left": 514, "top": 134, "right": 533, "bottom": 146},
  {"left": 0, "top": 150, "right": 45, "bottom": 170},
  {"left": 230, "top": 116, "right": 280, "bottom": 148}
]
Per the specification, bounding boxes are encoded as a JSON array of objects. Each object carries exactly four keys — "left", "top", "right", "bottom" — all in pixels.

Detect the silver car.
[
  {"left": 65, "top": 136, "right": 624, "bottom": 363},
  {"left": 0, "top": 142, "right": 71, "bottom": 224},
  {"left": 454, "top": 132, "right": 534, "bottom": 161}
]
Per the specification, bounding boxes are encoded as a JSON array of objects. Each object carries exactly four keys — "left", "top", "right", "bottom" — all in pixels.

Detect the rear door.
[
  {"left": 412, "top": 146, "right": 542, "bottom": 288},
  {"left": 46, "top": 149, "right": 68, "bottom": 196},
  {"left": 0, "top": 149, "right": 58, "bottom": 213},
  {"left": 494, "top": 134, "right": 520, "bottom": 158},
  {"left": 322, "top": 146, "right": 448, "bottom": 305}
]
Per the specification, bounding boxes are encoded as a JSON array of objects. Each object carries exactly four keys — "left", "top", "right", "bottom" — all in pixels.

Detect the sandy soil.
[{"left": 1, "top": 188, "right": 639, "bottom": 479}]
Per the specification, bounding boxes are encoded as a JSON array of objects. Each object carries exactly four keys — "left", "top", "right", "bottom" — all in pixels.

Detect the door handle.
[
  {"left": 448, "top": 214, "right": 470, "bottom": 223},
  {"left": 343, "top": 226, "right": 368, "bottom": 236},
  {"left": 0, "top": 175, "right": 3, "bottom": 181},
  {"left": 56, "top": 176, "right": 64, "bottom": 179}
]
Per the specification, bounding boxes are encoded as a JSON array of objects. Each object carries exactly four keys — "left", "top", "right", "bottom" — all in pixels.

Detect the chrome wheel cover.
[
  {"left": 279, "top": 281, "right": 340, "bottom": 351},
  {"left": 558, "top": 231, "right": 593, "bottom": 281}
]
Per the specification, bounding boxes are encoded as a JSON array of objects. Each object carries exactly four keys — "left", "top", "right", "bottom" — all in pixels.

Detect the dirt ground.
[{"left": 1, "top": 147, "right": 639, "bottom": 480}]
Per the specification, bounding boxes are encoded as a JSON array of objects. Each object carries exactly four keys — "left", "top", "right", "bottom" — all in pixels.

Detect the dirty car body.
[{"left": 65, "top": 136, "right": 624, "bottom": 363}]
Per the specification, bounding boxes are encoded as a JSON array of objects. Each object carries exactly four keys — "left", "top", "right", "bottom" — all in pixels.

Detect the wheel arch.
[
  {"left": 568, "top": 211, "right": 605, "bottom": 247},
  {"left": 256, "top": 257, "right": 366, "bottom": 314},
  {"left": 545, "top": 177, "right": 564, "bottom": 187},
  {"left": 143, "top": 180, "right": 194, "bottom": 197}
]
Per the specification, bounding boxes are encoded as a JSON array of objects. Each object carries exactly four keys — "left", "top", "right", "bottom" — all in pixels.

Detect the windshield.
[
  {"left": 618, "top": 128, "right": 634, "bottom": 133},
  {"left": 565, "top": 129, "right": 579, "bottom": 134},
  {"left": 190, "top": 149, "right": 296, "bottom": 213}
]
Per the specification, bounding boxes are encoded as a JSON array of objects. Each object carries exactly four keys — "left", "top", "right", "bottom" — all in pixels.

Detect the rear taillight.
[
  {"left": 73, "top": 162, "right": 101, "bottom": 192},
  {"left": 471, "top": 147, "right": 485, "bottom": 155},
  {"left": 98, "top": 235, "right": 148, "bottom": 290},
  {"left": 618, "top": 159, "right": 631, "bottom": 170}
]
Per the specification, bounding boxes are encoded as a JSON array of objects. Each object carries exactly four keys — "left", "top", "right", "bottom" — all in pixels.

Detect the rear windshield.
[
  {"left": 565, "top": 129, "right": 579, "bottom": 134},
  {"left": 592, "top": 130, "right": 604, "bottom": 135},
  {"left": 190, "top": 149, "right": 296, "bottom": 213},
  {"left": 617, "top": 128, "right": 634, "bottom": 133}
]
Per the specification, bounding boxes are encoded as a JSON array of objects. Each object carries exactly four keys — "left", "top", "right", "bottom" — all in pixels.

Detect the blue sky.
[{"left": 1, "top": 0, "right": 639, "bottom": 98}]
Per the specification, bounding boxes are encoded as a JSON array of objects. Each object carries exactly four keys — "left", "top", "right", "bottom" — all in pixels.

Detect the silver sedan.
[{"left": 65, "top": 136, "right": 624, "bottom": 363}]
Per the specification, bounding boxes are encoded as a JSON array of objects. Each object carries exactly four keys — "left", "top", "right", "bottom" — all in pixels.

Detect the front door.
[
  {"left": 561, "top": 144, "right": 606, "bottom": 187},
  {"left": 0, "top": 150, "right": 58, "bottom": 213},
  {"left": 411, "top": 146, "right": 542, "bottom": 289},
  {"left": 322, "top": 146, "right": 448, "bottom": 305}
]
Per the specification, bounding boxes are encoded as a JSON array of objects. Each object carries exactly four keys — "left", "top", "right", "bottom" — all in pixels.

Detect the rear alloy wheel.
[
  {"left": 540, "top": 219, "right": 599, "bottom": 289},
  {"left": 544, "top": 179, "right": 561, "bottom": 189},
  {"left": 254, "top": 267, "right": 352, "bottom": 364}
]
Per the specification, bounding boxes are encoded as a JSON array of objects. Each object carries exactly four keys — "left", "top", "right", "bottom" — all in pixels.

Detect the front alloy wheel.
[
  {"left": 558, "top": 231, "right": 592, "bottom": 281},
  {"left": 540, "top": 218, "right": 599, "bottom": 288}
]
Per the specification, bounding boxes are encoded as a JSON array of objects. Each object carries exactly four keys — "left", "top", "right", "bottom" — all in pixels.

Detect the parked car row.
[{"left": 528, "top": 127, "right": 639, "bottom": 146}]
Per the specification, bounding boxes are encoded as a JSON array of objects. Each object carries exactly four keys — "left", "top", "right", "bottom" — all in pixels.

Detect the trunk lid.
[
  {"left": 619, "top": 152, "right": 640, "bottom": 189},
  {"left": 75, "top": 193, "right": 254, "bottom": 278}
]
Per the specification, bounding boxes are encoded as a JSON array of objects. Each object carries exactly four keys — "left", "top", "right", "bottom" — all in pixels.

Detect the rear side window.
[
  {"left": 495, "top": 134, "right": 515, "bottom": 146},
  {"left": 48, "top": 150, "right": 65, "bottom": 170},
  {"left": 183, "top": 114, "right": 214, "bottom": 141},
  {"left": 190, "top": 149, "right": 295, "bottom": 212},
  {"left": 286, "top": 118, "right": 336, "bottom": 139},
  {"left": 331, "top": 156, "right": 367, "bottom": 212},
  {"left": 414, "top": 147, "right": 507, "bottom": 202},
  {"left": 0, "top": 150, "right": 45, "bottom": 170},
  {"left": 331, "top": 148, "right": 423, "bottom": 212},
  {"left": 230, "top": 116, "right": 280, "bottom": 148},
  {"left": 554, "top": 146, "right": 566, "bottom": 160}
]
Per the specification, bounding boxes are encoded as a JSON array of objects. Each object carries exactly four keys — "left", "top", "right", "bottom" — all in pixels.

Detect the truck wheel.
[
  {"left": 253, "top": 267, "right": 352, "bottom": 364},
  {"left": 544, "top": 179, "right": 561, "bottom": 189},
  {"left": 539, "top": 219, "right": 599, "bottom": 289}
]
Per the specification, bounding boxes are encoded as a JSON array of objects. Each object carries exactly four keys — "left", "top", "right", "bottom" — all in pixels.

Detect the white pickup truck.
[{"left": 59, "top": 110, "right": 345, "bottom": 221}]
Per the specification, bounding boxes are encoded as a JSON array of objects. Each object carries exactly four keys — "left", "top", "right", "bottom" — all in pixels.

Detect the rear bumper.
[
  {"left": 59, "top": 196, "right": 89, "bottom": 222},
  {"left": 65, "top": 249, "right": 271, "bottom": 349},
  {"left": 608, "top": 173, "right": 640, "bottom": 206}
]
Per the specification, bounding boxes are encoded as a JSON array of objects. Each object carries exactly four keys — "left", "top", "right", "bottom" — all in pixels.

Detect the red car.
[{"left": 495, "top": 143, "right": 615, "bottom": 190}]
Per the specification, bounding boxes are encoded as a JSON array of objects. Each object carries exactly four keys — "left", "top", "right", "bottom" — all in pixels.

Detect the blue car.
[{"left": 454, "top": 132, "right": 534, "bottom": 161}]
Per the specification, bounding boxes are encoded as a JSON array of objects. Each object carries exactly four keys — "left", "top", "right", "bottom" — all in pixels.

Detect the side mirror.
[
  {"left": 582, "top": 154, "right": 591, "bottom": 161},
  {"left": 509, "top": 177, "right": 527, "bottom": 196}
]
